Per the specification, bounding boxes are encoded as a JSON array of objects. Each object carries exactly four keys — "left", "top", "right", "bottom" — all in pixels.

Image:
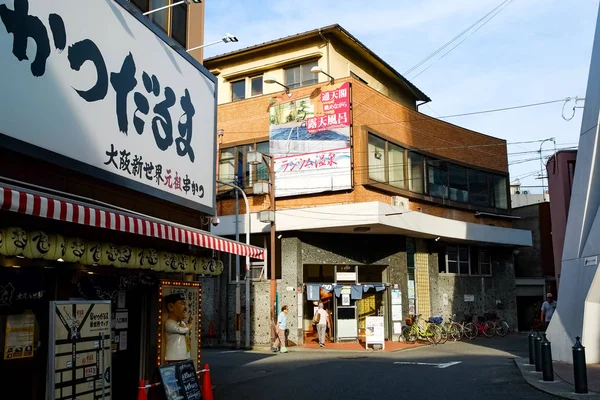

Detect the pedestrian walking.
[
  {"left": 273, "top": 305, "right": 289, "bottom": 353},
  {"left": 541, "top": 293, "right": 557, "bottom": 330},
  {"left": 315, "top": 302, "right": 330, "bottom": 347}
]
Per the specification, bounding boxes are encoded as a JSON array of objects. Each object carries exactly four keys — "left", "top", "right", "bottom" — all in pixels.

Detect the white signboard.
[
  {"left": 365, "top": 316, "right": 385, "bottom": 349},
  {"left": 0, "top": 0, "right": 216, "bottom": 212},
  {"left": 464, "top": 294, "right": 475, "bottom": 302},
  {"left": 336, "top": 272, "right": 356, "bottom": 281}
]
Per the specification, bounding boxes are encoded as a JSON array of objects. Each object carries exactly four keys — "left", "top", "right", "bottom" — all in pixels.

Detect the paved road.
[{"left": 202, "top": 335, "right": 556, "bottom": 399}]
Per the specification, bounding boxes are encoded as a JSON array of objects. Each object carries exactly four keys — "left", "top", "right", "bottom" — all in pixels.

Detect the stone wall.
[{"left": 429, "top": 249, "right": 518, "bottom": 330}]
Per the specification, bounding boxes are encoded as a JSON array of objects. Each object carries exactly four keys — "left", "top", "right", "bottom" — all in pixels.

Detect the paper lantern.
[
  {"left": 212, "top": 259, "right": 224, "bottom": 276},
  {"left": 140, "top": 248, "right": 159, "bottom": 270},
  {"left": 42, "top": 234, "right": 65, "bottom": 261},
  {"left": 158, "top": 251, "right": 176, "bottom": 272},
  {"left": 22, "top": 231, "right": 51, "bottom": 259},
  {"left": 83, "top": 242, "right": 102, "bottom": 266},
  {"left": 63, "top": 237, "right": 85, "bottom": 263},
  {"left": 115, "top": 246, "right": 133, "bottom": 268},
  {"left": 99, "top": 243, "right": 119, "bottom": 266},
  {"left": 189, "top": 257, "right": 205, "bottom": 274},
  {"left": 179, "top": 254, "right": 190, "bottom": 272},
  {"left": 0, "top": 227, "right": 27, "bottom": 256}
]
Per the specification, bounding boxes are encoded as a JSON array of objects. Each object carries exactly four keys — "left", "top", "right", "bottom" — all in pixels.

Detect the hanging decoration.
[
  {"left": 0, "top": 227, "right": 27, "bottom": 257},
  {"left": 42, "top": 234, "right": 65, "bottom": 261},
  {"left": 62, "top": 237, "right": 85, "bottom": 263},
  {"left": 22, "top": 231, "right": 51, "bottom": 259}
]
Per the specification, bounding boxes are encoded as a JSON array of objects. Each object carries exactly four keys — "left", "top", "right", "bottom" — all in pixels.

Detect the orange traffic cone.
[
  {"left": 137, "top": 380, "right": 148, "bottom": 400},
  {"left": 208, "top": 320, "right": 216, "bottom": 337},
  {"left": 202, "top": 364, "right": 214, "bottom": 400}
]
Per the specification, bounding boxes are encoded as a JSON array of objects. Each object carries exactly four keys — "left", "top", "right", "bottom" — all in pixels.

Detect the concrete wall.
[{"left": 512, "top": 204, "right": 545, "bottom": 278}]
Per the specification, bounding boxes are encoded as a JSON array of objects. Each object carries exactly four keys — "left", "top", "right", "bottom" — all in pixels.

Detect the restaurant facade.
[{"left": 0, "top": 1, "right": 264, "bottom": 399}]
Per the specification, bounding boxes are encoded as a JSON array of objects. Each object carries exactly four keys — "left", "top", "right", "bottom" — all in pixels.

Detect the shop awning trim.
[{"left": 0, "top": 185, "right": 265, "bottom": 260}]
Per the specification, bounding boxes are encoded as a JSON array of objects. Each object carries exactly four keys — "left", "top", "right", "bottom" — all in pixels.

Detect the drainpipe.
[
  {"left": 318, "top": 28, "right": 331, "bottom": 78},
  {"left": 416, "top": 100, "right": 430, "bottom": 111}
]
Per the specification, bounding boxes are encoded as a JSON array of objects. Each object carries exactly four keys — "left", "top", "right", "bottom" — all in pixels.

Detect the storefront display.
[{"left": 3, "top": 312, "right": 35, "bottom": 360}]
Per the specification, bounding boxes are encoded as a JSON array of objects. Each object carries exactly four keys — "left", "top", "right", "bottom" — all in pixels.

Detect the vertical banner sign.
[
  {"left": 159, "top": 281, "right": 201, "bottom": 370},
  {"left": 269, "top": 82, "right": 352, "bottom": 197},
  {"left": 49, "top": 301, "right": 112, "bottom": 400},
  {"left": 365, "top": 316, "right": 385, "bottom": 350}
]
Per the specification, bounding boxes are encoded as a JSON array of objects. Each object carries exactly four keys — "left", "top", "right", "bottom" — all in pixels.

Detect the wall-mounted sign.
[
  {"left": 336, "top": 272, "right": 356, "bottom": 281},
  {"left": 464, "top": 294, "right": 475, "bottom": 302},
  {"left": 270, "top": 82, "right": 352, "bottom": 197},
  {"left": 391, "top": 289, "right": 402, "bottom": 305},
  {"left": 0, "top": 0, "right": 216, "bottom": 213},
  {"left": 4, "top": 313, "right": 35, "bottom": 360},
  {"left": 584, "top": 256, "right": 598, "bottom": 267}
]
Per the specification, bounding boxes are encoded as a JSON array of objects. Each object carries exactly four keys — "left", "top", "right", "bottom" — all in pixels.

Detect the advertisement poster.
[
  {"left": 49, "top": 301, "right": 112, "bottom": 400},
  {"left": 365, "top": 316, "right": 385, "bottom": 347},
  {"left": 4, "top": 313, "right": 35, "bottom": 360},
  {"left": 160, "top": 281, "right": 201, "bottom": 370},
  {"left": 391, "top": 289, "right": 402, "bottom": 305},
  {"left": 269, "top": 82, "right": 352, "bottom": 197},
  {"left": 407, "top": 280, "right": 416, "bottom": 299},
  {"left": 392, "top": 305, "right": 403, "bottom": 322}
]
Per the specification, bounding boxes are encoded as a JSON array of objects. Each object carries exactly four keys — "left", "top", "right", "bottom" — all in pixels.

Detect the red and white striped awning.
[{"left": 0, "top": 184, "right": 265, "bottom": 260}]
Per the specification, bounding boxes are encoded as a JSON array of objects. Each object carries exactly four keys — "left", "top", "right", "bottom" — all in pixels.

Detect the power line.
[
  {"left": 437, "top": 98, "right": 569, "bottom": 119},
  {"left": 404, "top": 0, "right": 511, "bottom": 77},
  {"left": 411, "top": 0, "right": 514, "bottom": 80}
]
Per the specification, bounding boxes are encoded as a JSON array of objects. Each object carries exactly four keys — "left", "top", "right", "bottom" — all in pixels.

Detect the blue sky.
[{"left": 204, "top": 0, "right": 599, "bottom": 192}]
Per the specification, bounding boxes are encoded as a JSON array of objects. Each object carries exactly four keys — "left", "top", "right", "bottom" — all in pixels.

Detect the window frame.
[
  {"left": 218, "top": 141, "right": 270, "bottom": 191},
  {"left": 442, "top": 244, "right": 493, "bottom": 276},
  {"left": 250, "top": 75, "right": 264, "bottom": 97},
  {"left": 131, "top": 0, "right": 188, "bottom": 47},
  {"left": 284, "top": 60, "right": 319, "bottom": 89},
  {"left": 231, "top": 79, "right": 246, "bottom": 102}
]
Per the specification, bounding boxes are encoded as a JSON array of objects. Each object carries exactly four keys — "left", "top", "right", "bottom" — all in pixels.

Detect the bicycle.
[
  {"left": 440, "top": 314, "right": 473, "bottom": 341},
  {"left": 464, "top": 315, "right": 495, "bottom": 338},
  {"left": 484, "top": 312, "right": 509, "bottom": 337},
  {"left": 401, "top": 314, "right": 443, "bottom": 345}
]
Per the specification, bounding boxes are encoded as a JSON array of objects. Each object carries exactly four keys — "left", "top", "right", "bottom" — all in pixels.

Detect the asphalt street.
[{"left": 202, "top": 335, "right": 556, "bottom": 399}]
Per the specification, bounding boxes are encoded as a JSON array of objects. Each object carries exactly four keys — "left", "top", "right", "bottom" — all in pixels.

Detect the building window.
[
  {"left": 427, "top": 160, "right": 448, "bottom": 199},
  {"left": 368, "top": 134, "right": 386, "bottom": 182},
  {"left": 284, "top": 61, "right": 318, "bottom": 89},
  {"left": 250, "top": 76, "right": 263, "bottom": 97},
  {"left": 388, "top": 142, "right": 406, "bottom": 189},
  {"left": 408, "top": 151, "right": 425, "bottom": 193},
  {"left": 468, "top": 170, "right": 489, "bottom": 207},
  {"left": 219, "top": 141, "right": 270, "bottom": 189},
  {"left": 231, "top": 80, "right": 246, "bottom": 102},
  {"left": 130, "top": 0, "right": 189, "bottom": 47},
  {"left": 492, "top": 174, "right": 507, "bottom": 209},
  {"left": 448, "top": 164, "right": 468, "bottom": 203},
  {"left": 442, "top": 245, "right": 492, "bottom": 276}
]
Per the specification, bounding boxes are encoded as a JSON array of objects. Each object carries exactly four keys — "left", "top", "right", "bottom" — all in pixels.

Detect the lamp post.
[
  {"left": 310, "top": 66, "right": 335, "bottom": 84},
  {"left": 143, "top": 0, "right": 201, "bottom": 15},
  {"left": 187, "top": 33, "right": 238, "bottom": 53},
  {"left": 538, "top": 137, "right": 555, "bottom": 201},
  {"left": 217, "top": 179, "right": 251, "bottom": 349},
  {"left": 247, "top": 151, "right": 277, "bottom": 341}
]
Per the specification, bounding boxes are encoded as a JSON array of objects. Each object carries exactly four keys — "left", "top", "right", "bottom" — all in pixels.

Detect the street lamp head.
[
  {"left": 263, "top": 76, "right": 276, "bottom": 84},
  {"left": 263, "top": 77, "right": 292, "bottom": 97},
  {"left": 223, "top": 33, "right": 238, "bottom": 43},
  {"left": 310, "top": 66, "right": 323, "bottom": 74}
]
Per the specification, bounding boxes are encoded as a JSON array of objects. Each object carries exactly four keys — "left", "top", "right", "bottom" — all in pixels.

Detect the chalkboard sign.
[{"left": 158, "top": 361, "right": 202, "bottom": 400}]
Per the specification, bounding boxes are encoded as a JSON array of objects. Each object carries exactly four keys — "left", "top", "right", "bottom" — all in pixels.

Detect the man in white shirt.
[
  {"left": 541, "top": 293, "right": 557, "bottom": 330},
  {"left": 164, "top": 293, "right": 192, "bottom": 363},
  {"left": 315, "top": 302, "right": 330, "bottom": 347}
]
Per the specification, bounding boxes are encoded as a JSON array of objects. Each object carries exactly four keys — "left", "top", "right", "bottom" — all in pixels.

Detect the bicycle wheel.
[
  {"left": 437, "top": 324, "right": 448, "bottom": 344},
  {"left": 402, "top": 325, "right": 417, "bottom": 343},
  {"left": 495, "top": 320, "right": 509, "bottom": 337},
  {"left": 426, "top": 324, "right": 443, "bottom": 345},
  {"left": 464, "top": 322, "right": 478, "bottom": 340},
  {"left": 448, "top": 322, "right": 463, "bottom": 341},
  {"left": 482, "top": 321, "right": 495, "bottom": 337}
]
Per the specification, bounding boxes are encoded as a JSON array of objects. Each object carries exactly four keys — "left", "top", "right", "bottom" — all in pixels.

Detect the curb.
[{"left": 514, "top": 358, "right": 600, "bottom": 400}]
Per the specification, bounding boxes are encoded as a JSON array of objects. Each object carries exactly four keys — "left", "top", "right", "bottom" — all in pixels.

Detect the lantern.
[
  {"left": 114, "top": 245, "right": 133, "bottom": 268},
  {"left": 179, "top": 254, "right": 190, "bottom": 272},
  {"left": 140, "top": 248, "right": 159, "bottom": 270},
  {"left": 0, "top": 227, "right": 27, "bottom": 256},
  {"left": 99, "top": 243, "right": 119, "bottom": 266},
  {"left": 42, "top": 234, "right": 66, "bottom": 261},
  {"left": 63, "top": 237, "right": 85, "bottom": 263},
  {"left": 158, "top": 251, "right": 176, "bottom": 272},
  {"left": 22, "top": 231, "right": 51, "bottom": 259},
  {"left": 212, "top": 259, "right": 224, "bottom": 276},
  {"left": 83, "top": 242, "right": 102, "bottom": 266},
  {"left": 131, "top": 247, "right": 143, "bottom": 269},
  {"left": 189, "top": 256, "right": 204, "bottom": 274}
]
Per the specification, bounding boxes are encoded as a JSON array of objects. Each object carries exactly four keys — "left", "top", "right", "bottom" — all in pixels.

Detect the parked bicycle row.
[{"left": 400, "top": 312, "right": 510, "bottom": 345}]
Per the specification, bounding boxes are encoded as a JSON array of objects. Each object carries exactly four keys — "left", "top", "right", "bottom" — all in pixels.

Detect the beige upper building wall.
[{"left": 206, "top": 26, "right": 425, "bottom": 108}]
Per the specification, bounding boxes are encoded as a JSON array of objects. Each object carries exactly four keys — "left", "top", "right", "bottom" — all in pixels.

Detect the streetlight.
[
  {"left": 264, "top": 76, "right": 292, "bottom": 97},
  {"left": 187, "top": 33, "right": 239, "bottom": 53},
  {"left": 217, "top": 179, "right": 252, "bottom": 349},
  {"left": 247, "top": 150, "right": 277, "bottom": 341},
  {"left": 310, "top": 66, "right": 335, "bottom": 84},
  {"left": 143, "top": 0, "right": 201, "bottom": 16}
]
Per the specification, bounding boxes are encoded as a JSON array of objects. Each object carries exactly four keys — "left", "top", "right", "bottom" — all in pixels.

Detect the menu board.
[
  {"left": 365, "top": 316, "right": 385, "bottom": 349},
  {"left": 159, "top": 360, "right": 201, "bottom": 400},
  {"left": 4, "top": 313, "right": 35, "bottom": 360},
  {"left": 48, "top": 301, "right": 112, "bottom": 400}
]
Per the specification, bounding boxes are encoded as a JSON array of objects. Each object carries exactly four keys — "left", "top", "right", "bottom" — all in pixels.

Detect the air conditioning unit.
[{"left": 391, "top": 196, "right": 409, "bottom": 209}]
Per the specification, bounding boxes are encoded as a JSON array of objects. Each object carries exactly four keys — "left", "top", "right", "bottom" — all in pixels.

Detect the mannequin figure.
[{"left": 163, "top": 293, "right": 192, "bottom": 363}]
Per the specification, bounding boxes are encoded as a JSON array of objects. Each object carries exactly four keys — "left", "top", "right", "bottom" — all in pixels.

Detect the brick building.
[{"left": 205, "top": 25, "right": 532, "bottom": 346}]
